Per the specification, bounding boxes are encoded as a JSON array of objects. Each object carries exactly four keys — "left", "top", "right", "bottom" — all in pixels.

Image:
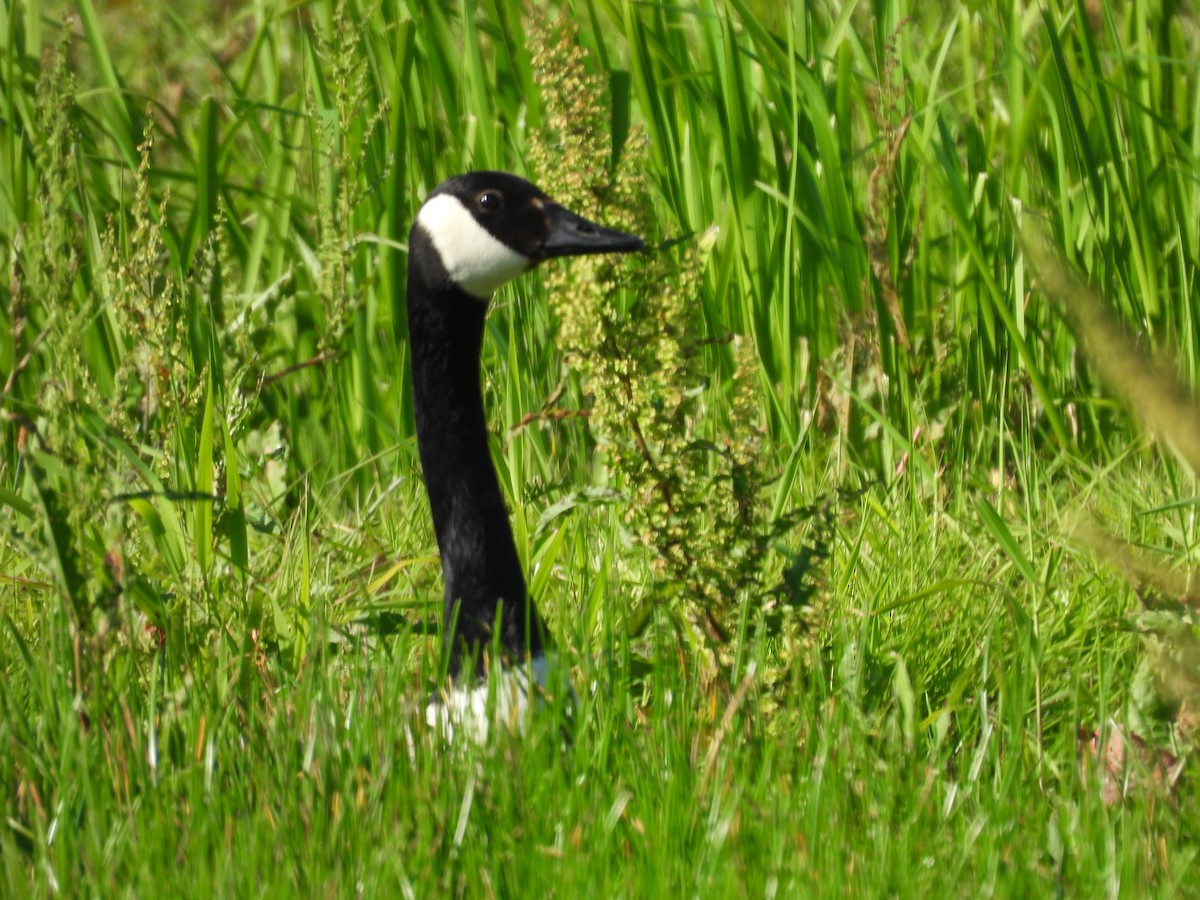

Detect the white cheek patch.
[{"left": 416, "top": 194, "right": 531, "bottom": 298}]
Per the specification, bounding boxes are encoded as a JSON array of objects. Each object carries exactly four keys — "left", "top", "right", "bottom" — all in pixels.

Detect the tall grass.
[{"left": 1, "top": 0, "right": 1198, "bottom": 894}]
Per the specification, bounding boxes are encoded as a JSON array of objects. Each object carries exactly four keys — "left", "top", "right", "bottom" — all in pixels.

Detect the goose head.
[{"left": 411, "top": 171, "right": 645, "bottom": 299}]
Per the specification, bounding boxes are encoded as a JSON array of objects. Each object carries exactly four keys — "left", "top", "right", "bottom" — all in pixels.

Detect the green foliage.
[
  {"left": 1024, "top": 227, "right": 1200, "bottom": 746},
  {"left": 528, "top": 18, "right": 802, "bottom": 683},
  {"left": 1, "top": 0, "right": 1198, "bottom": 894}
]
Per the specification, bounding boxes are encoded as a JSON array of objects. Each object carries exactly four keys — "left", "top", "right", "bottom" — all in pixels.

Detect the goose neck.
[{"left": 407, "top": 268, "right": 542, "bottom": 672}]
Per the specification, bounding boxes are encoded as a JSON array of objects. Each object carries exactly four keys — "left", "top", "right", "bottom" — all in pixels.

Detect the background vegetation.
[{"left": 2, "top": 0, "right": 1198, "bottom": 894}]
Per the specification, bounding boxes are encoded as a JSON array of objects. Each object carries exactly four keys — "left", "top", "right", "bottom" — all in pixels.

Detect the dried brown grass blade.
[{"left": 1021, "top": 224, "right": 1200, "bottom": 474}]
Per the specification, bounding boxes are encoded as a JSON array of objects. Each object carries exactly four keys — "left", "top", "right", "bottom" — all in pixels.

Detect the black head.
[{"left": 411, "top": 171, "right": 644, "bottom": 298}]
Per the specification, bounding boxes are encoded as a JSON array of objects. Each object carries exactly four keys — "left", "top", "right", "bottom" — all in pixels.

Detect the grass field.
[{"left": 2, "top": 0, "right": 1199, "bottom": 895}]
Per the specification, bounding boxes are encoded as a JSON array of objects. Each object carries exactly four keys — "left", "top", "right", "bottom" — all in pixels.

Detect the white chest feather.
[
  {"left": 425, "top": 653, "right": 572, "bottom": 745},
  {"left": 415, "top": 194, "right": 530, "bottom": 299}
]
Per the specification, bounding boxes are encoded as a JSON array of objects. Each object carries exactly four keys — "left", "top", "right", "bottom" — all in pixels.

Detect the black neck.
[{"left": 406, "top": 229, "right": 544, "bottom": 675}]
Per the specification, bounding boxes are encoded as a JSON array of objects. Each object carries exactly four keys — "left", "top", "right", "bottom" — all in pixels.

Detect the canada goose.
[{"left": 408, "top": 171, "right": 643, "bottom": 741}]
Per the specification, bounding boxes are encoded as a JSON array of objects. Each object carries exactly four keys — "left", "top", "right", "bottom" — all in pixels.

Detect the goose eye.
[{"left": 476, "top": 190, "right": 504, "bottom": 212}]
